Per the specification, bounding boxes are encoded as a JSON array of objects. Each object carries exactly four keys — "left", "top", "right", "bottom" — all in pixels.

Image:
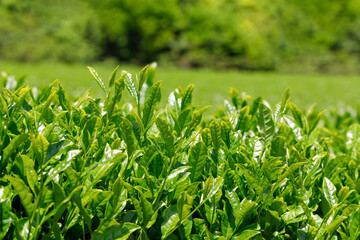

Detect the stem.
[{"left": 210, "top": 195, "right": 216, "bottom": 226}]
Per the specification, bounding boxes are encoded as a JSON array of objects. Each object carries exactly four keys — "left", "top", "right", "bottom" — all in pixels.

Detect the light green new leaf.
[
  {"left": 270, "top": 136, "right": 286, "bottom": 159},
  {"left": 93, "top": 223, "right": 141, "bottom": 240},
  {"left": 139, "top": 65, "right": 150, "bottom": 92},
  {"left": 107, "top": 72, "right": 125, "bottom": 120},
  {"left": 109, "top": 65, "right": 119, "bottom": 87},
  {"left": 6, "top": 175, "right": 34, "bottom": 217},
  {"left": 338, "top": 186, "right": 354, "bottom": 203},
  {"left": 201, "top": 128, "right": 212, "bottom": 147},
  {"left": 3, "top": 134, "right": 28, "bottom": 161},
  {"left": 210, "top": 120, "right": 222, "bottom": 151},
  {"left": 32, "top": 134, "right": 49, "bottom": 165},
  {"left": 121, "top": 117, "right": 137, "bottom": 157},
  {"left": 143, "top": 81, "right": 161, "bottom": 128},
  {"left": 57, "top": 83, "right": 69, "bottom": 110},
  {"left": 289, "top": 102, "right": 303, "bottom": 129},
  {"left": 188, "top": 141, "right": 207, "bottom": 182},
  {"left": 181, "top": 84, "right": 194, "bottom": 111},
  {"left": 221, "top": 119, "right": 231, "bottom": 148},
  {"left": 87, "top": 66, "right": 108, "bottom": 94},
  {"left": 275, "top": 88, "right": 290, "bottom": 123},
  {"left": 346, "top": 123, "right": 360, "bottom": 159},
  {"left": 236, "top": 106, "right": 250, "bottom": 132},
  {"left": 139, "top": 62, "right": 157, "bottom": 92},
  {"left": 349, "top": 209, "right": 360, "bottom": 238},
  {"left": 123, "top": 71, "right": 138, "bottom": 102},
  {"left": 257, "top": 103, "right": 275, "bottom": 146}
]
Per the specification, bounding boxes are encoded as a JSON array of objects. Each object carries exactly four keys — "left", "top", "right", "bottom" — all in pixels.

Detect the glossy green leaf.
[
  {"left": 123, "top": 71, "right": 138, "bottom": 102},
  {"left": 88, "top": 66, "right": 108, "bottom": 94},
  {"left": 210, "top": 120, "right": 222, "bottom": 151},
  {"left": 57, "top": 83, "right": 69, "bottom": 110},
  {"left": 71, "top": 187, "right": 92, "bottom": 233},
  {"left": 156, "top": 117, "right": 175, "bottom": 158},
  {"left": 181, "top": 84, "right": 194, "bottom": 111},
  {"left": 45, "top": 149, "right": 80, "bottom": 185},
  {"left": 289, "top": 102, "right": 303, "bottom": 129},
  {"left": 177, "top": 192, "right": 193, "bottom": 222},
  {"left": 188, "top": 141, "right": 207, "bottom": 182},
  {"left": 139, "top": 62, "right": 156, "bottom": 92},
  {"left": 0, "top": 186, "right": 12, "bottom": 239},
  {"left": 121, "top": 117, "right": 137, "bottom": 157},
  {"left": 237, "top": 165, "right": 264, "bottom": 198},
  {"left": 349, "top": 209, "right": 360, "bottom": 238},
  {"left": 3, "top": 134, "right": 28, "bottom": 161},
  {"left": 161, "top": 205, "right": 179, "bottom": 239},
  {"left": 202, "top": 177, "right": 224, "bottom": 202},
  {"left": 142, "top": 81, "right": 161, "bottom": 128},
  {"left": 82, "top": 116, "right": 102, "bottom": 151},
  {"left": 108, "top": 65, "right": 119, "bottom": 88},
  {"left": 323, "top": 177, "right": 337, "bottom": 208},
  {"left": 93, "top": 223, "right": 140, "bottom": 240},
  {"left": 236, "top": 106, "right": 250, "bottom": 132},
  {"left": 233, "top": 230, "right": 260, "bottom": 240},
  {"left": 257, "top": 103, "right": 275, "bottom": 146},
  {"left": 139, "top": 191, "right": 154, "bottom": 228},
  {"left": 270, "top": 136, "right": 286, "bottom": 159},
  {"left": 275, "top": 88, "right": 290, "bottom": 122},
  {"left": 107, "top": 71, "right": 126, "bottom": 120}
]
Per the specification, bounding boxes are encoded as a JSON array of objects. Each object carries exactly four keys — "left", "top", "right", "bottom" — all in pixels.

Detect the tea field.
[
  {"left": 2, "top": 61, "right": 360, "bottom": 110},
  {"left": 0, "top": 64, "right": 359, "bottom": 239}
]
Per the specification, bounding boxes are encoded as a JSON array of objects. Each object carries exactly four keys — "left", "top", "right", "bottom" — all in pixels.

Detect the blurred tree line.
[{"left": 1, "top": 0, "right": 360, "bottom": 72}]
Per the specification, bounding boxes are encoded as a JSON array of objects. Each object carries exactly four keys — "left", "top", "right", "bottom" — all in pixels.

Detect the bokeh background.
[
  {"left": 2, "top": 0, "right": 360, "bottom": 72},
  {"left": 1, "top": 0, "right": 360, "bottom": 108}
]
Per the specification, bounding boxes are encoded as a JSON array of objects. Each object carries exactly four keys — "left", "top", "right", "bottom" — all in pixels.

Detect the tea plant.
[{"left": 0, "top": 65, "right": 359, "bottom": 239}]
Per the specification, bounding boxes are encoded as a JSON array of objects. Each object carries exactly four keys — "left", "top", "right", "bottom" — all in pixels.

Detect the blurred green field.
[{"left": 1, "top": 61, "right": 360, "bottom": 110}]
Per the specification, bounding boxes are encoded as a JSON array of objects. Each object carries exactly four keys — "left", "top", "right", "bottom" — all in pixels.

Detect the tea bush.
[{"left": 0, "top": 65, "right": 359, "bottom": 239}]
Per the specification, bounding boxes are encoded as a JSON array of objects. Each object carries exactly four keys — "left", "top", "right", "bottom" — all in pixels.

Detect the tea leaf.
[
  {"left": 143, "top": 81, "right": 161, "bottom": 128},
  {"left": 88, "top": 66, "right": 108, "bottom": 94},
  {"left": 257, "top": 103, "right": 275, "bottom": 146},
  {"left": 188, "top": 141, "right": 207, "bottom": 182},
  {"left": 6, "top": 175, "right": 34, "bottom": 217}
]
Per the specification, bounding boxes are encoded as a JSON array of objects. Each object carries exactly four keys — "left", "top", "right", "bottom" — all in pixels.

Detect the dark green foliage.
[
  {"left": 0, "top": 66, "right": 359, "bottom": 239},
  {"left": 1, "top": 0, "right": 360, "bottom": 71}
]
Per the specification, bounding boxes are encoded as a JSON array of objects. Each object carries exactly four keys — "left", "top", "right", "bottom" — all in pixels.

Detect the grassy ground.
[{"left": 1, "top": 61, "right": 360, "bottom": 111}]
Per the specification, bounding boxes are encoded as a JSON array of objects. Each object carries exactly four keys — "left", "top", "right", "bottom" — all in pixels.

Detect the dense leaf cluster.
[{"left": 0, "top": 65, "right": 359, "bottom": 239}]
